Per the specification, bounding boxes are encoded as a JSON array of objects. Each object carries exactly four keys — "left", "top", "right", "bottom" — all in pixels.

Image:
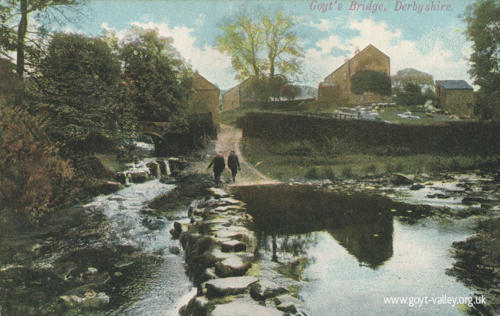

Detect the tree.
[
  {"left": 351, "top": 70, "right": 392, "bottom": 96},
  {"left": 395, "top": 82, "right": 428, "bottom": 106},
  {"left": 280, "top": 84, "right": 300, "bottom": 101},
  {"left": 31, "top": 33, "right": 130, "bottom": 154},
  {"left": 216, "top": 14, "right": 264, "bottom": 80},
  {"left": 117, "top": 27, "right": 193, "bottom": 122},
  {"left": 0, "top": 0, "right": 82, "bottom": 80},
  {"left": 464, "top": 0, "right": 500, "bottom": 119},
  {"left": 262, "top": 12, "right": 303, "bottom": 80},
  {"left": 217, "top": 11, "right": 304, "bottom": 100}
]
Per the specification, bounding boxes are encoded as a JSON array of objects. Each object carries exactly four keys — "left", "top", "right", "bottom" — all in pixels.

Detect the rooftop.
[{"left": 435, "top": 80, "right": 473, "bottom": 90}]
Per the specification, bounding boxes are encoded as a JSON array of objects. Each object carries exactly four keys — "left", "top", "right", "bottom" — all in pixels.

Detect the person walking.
[
  {"left": 227, "top": 150, "right": 241, "bottom": 183},
  {"left": 207, "top": 152, "right": 225, "bottom": 186}
]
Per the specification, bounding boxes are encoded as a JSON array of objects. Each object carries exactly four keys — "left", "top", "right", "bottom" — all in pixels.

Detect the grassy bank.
[{"left": 241, "top": 137, "right": 500, "bottom": 181}]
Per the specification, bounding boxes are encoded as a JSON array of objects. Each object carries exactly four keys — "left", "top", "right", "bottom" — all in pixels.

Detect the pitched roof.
[
  {"left": 435, "top": 80, "right": 473, "bottom": 90},
  {"left": 193, "top": 72, "right": 219, "bottom": 91},
  {"left": 324, "top": 44, "right": 390, "bottom": 81}
]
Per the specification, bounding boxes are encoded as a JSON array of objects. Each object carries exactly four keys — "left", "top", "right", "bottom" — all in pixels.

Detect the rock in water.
[
  {"left": 205, "top": 276, "right": 258, "bottom": 298},
  {"left": 390, "top": 173, "right": 413, "bottom": 185},
  {"left": 215, "top": 256, "right": 251, "bottom": 277}
]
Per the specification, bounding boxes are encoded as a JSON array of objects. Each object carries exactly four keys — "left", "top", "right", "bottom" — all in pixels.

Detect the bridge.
[{"left": 137, "top": 121, "right": 170, "bottom": 154}]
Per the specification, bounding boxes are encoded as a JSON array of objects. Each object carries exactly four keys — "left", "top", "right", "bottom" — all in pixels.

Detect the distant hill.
[{"left": 392, "top": 68, "right": 433, "bottom": 88}]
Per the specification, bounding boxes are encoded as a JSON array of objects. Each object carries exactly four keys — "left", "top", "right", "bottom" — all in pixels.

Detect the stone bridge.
[{"left": 137, "top": 121, "right": 170, "bottom": 154}]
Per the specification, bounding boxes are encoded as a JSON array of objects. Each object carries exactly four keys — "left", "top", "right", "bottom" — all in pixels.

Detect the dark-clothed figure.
[
  {"left": 207, "top": 153, "right": 225, "bottom": 186},
  {"left": 227, "top": 150, "right": 241, "bottom": 182}
]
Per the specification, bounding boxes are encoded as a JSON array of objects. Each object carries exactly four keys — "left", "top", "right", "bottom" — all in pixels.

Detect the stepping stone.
[
  {"left": 205, "top": 276, "right": 258, "bottom": 298},
  {"left": 212, "top": 300, "right": 283, "bottom": 316},
  {"left": 215, "top": 256, "right": 251, "bottom": 277},
  {"left": 274, "top": 294, "right": 302, "bottom": 314},
  {"left": 221, "top": 240, "right": 247, "bottom": 252},
  {"left": 214, "top": 205, "right": 245, "bottom": 212},
  {"left": 207, "top": 188, "right": 229, "bottom": 198},
  {"left": 250, "top": 280, "right": 288, "bottom": 300}
]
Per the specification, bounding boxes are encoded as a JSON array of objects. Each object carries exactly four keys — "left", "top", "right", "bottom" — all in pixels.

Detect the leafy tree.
[
  {"left": 351, "top": 70, "right": 391, "bottom": 96},
  {"left": 0, "top": 0, "right": 82, "bottom": 80},
  {"left": 117, "top": 27, "right": 193, "bottom": 122},
  {"left": 395, "top": 82, "right": 428, "bottom": 106},
  {"left": 464, "top": 0, "right": 500, "bottom": 119},
  {"left": 280, "top": 84, "right": 300, "bottom": 100},
  {"left": 217, "top": 11, "right": 304, "bottom": 100},
  {"left": 31, "top": 33, "right": 130, "bottom": 155},
  {"left": 217, "top": 14, "right": 264, "bottom": 80},
  {"left": 262, "top": 12, "right": 303, "bottom": 79}
]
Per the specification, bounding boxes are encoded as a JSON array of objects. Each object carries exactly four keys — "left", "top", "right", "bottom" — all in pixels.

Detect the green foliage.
[
  {"left": 351, "top": 70, "right": 391, "bottom": 96},
  {"left": 0, "top": 103, "right": 75, "bottom": 219},
  {"left": 117, "top": 27, "right": 193, "bottom": 122},
  {"left": 392, "top": 68, "right": 433, "bottom": 89},
  {"left": 0, "top": 0, "right": 81, "bottom": 79},
  {"left": 217, "top": 11, "right": 303, "bottom": 87},
  {"left": 31, "top": 33, "right": 131, "bottom": 155},
  {"left": 395, "top": 82, "right": 428, "bottom": 106},
  {"left": 464, "top": 0, "right": 500, "bottom": 119},
  {"left": 280, "top": 84, "right": 301, "bottom": 100},
  {"left": 216, "top": 14, "right": 264, "bottom": 80}
]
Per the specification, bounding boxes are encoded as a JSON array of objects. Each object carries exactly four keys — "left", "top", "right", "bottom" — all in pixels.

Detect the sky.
[{"left": 60, "top": 0, "right": 474, "bottom": 90}]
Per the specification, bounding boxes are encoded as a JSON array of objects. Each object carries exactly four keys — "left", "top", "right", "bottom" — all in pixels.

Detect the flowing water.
[
  {"left": 84, "top": 163, "right": 193, "bottom": 315},
  {"left": 232, "top": 184, "right": 483, "bottom": 316}
]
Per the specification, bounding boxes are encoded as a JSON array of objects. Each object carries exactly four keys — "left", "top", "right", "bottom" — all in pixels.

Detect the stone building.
[
  {"left": 435, "top": 80, "right": 474, "bottom": 117},
  {"left": 318, "top": 44, "right": 390, "bottom": 105},
  {"left": 222, "top": 79, "right": 251, "bottom": 112},
  {"left": 191, "top": 72, "right": 220, "bottom": 126}
]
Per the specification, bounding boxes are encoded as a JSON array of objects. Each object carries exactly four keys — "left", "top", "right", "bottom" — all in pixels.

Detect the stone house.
[
  {"left": 435, "top": 80, "right": 474, "bottom": 117},
  {"left": 318, "top": 44, "right": 390, "bottom": 105},
  {"left": 222, "top": 79, "right": 251, "bottom": 112},
  {"left": 191, "top": 72, "right": 220, "bottom": 126}
]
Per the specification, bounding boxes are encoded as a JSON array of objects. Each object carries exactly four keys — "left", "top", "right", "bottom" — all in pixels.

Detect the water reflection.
[
  {"left": 232, "top": 184, "right": 473, "bottom": 315},
  {"left": 233, "top": 184, "right": 394, "bottom": 269}
]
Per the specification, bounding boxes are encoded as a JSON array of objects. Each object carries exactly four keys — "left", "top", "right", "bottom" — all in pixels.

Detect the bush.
[
  {"left": 351, "top": 70, "right": 392, "bottom": 96},
  {"left": 0, "top": 104, "right": 75, "bottom": 220}
]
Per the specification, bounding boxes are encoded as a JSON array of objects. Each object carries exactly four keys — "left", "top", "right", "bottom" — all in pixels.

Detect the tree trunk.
[{"left": 16, "top": 0, "right": 28, "bottom": 80}]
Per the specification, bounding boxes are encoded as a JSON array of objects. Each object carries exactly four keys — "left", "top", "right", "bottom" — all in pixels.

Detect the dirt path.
[{"left": 188, "top": 124, "right": 279, "bottom": 186}]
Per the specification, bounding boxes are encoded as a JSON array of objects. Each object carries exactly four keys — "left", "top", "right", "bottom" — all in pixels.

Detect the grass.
[{"left": 241, "top": 137, "right": 500, "bottom": 181}]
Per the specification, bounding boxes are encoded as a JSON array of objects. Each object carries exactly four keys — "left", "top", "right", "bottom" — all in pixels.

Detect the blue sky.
[{"left": 64, "top": 0, "right": 474, "bottom": 90}]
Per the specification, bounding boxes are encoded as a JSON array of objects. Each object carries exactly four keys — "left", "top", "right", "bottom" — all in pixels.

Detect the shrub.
[
  {"left": 305, "top": 167, "right": 321, "bottom": 179},
  {"left": 341, "top": 167, "right": 354, "bottom": 178},
  {"left": 0, "top": 104, "right": 75, "bottom": 220},
  {"left": 351, "top": 70, "right": 392, "bottom": 96}
]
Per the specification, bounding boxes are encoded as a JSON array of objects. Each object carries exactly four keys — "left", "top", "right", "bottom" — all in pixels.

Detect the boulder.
[
  {"left": 146, "top": 161, "right": 160, "bottom": 177},
  {"left": 221, "top": 240, "right": 247, "bottom": 253},
  {"left": 410, "top": 183, "right": 425, "bottom": 190},
  {"left": 179, "top": 295, "right": 210, "bottom": 316},
  {"left": 211, "top": 300, "right": 283, "bottom": 316},
  {"left": 169, "top": 246, "right": 181, "bottom": 255},
  {"left": 130, "top": 171, "right": 148, "bottom": 183},
  {"left": 95, "top": 181, "right": 121, "bottom": 195},
  {"left": 274, "top": 294, "right": 302, "bottom": 314},
  {"left": 390, "top": 173, "right": 413, "bottom": 185},
  {"left": 207, "top": 187, "right": 229, "bottom": 198},
  {"left": 115, "top": 172, "right": 127, "bottom": 184},
  {"left": 205, "top": 276, "right": 258, "bottom": 298},
  {"left": 250, "top": 280, "right": 288, "bottom": 300},
  {"left": 215, "top": 256, "right": 251, "bottom": 277}
]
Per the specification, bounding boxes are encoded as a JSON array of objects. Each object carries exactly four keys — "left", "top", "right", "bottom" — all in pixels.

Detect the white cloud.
[
  {"left": 308, "top": 19, "right": 336, "bottom": 32},
  {"left": 104, "top": 21, "right": 236, "bottom": 89},
  {"left": 304, "top": 18, "right": 473, "bottom": 86}
]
